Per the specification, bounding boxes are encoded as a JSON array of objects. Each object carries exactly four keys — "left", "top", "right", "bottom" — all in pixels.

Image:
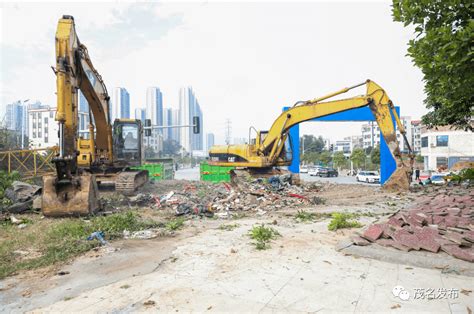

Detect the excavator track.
[{"left": 115, "top": 170, "right": 149, "bottom": 195}]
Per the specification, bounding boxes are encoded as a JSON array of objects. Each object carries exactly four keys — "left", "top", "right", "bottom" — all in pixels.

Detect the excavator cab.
[{"left": 113, "top": 119, "right": 144, "bottom": 167}]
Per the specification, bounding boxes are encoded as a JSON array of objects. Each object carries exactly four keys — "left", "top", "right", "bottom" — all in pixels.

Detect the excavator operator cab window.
[{"left": 114, "top": 122, "right": 140, "bottom": 161}]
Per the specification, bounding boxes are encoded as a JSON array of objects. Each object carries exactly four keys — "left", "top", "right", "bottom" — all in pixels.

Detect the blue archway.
[{"left": 283, "top": 106, "right": 400, "bottom": 185}]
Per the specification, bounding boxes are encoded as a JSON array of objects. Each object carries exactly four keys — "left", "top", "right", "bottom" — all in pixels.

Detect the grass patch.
[
  {"left": 165, "top": 217, "right": 185, "bottom": 231},
  {"left": 327, "top": 213, "right": 363, "bottom": 231},
  {"left": 0, "top": 170, "right": 20, "bottom": 206},
  {"left": 294, "top": 210, "right": 316, "bottom": 222},
  {"left": 294, "top": 210, "right": 332, "bottom": 223},
  {"left": 219, "top": 223, "right": 240, "bottom": 231},
  {"left": 248, "top": 224, "right": 280, "bottom": 250},
  {"left": 0, "top": 211, "right": 158, "bottom": 279}
]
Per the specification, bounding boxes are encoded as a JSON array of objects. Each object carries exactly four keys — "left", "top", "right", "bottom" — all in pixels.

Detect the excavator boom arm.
[
  {"left": 261, "top": 80, "right": 411, "bottom": 168},
  {"left": 55, "top": 16, "right": 113, "bottom": 168}
]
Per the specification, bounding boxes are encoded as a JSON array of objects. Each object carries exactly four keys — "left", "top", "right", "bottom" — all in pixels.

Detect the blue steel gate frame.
[{"left": 283, "top": 106, "right": 400, "bottom": 185}]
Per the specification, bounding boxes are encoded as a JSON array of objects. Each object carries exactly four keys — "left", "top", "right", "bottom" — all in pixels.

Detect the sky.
[{"left": 0, "top": 0, "right": 426, "bottom": 145}]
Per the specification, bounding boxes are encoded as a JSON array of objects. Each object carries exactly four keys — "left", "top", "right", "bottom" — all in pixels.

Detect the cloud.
[{"left": 1, "top": 2, "right": 425, "bottom": 144}]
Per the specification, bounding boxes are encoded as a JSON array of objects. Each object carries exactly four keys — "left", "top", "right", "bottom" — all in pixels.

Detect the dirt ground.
[{"left": 1, "top": 181, "right": 473, "bottom": 312}]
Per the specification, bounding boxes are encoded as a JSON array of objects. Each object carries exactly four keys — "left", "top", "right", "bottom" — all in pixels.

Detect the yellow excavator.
[
  {"left": 208, "top": 80, "right": 414, "bottom": 190},
  {"left": 42, "top": 16, "right": 148, "bottom": 216}
]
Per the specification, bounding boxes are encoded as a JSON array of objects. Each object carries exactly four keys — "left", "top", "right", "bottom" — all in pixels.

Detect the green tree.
[
  {"left": 319, "top": 151, "right": 332, "bottom": 166},
  {"left": 162, "top": 139, "right": 181, "bottom": 156},
  {"left": 301, "top": 135, "right": 325, "bottom": 154},
  {"left": 333, "top": 151, "right": 347, "bottom": 169},
  {"left": 0, "top": 124, "right": 24, "bottom": 151},
  {"left": 301, "top": 152, "right": 320, "bottom": 164},
  {"left": 392, "top": 1, "right": 474, "bottom": 130},
  {"left": 415, "top": 154, "right": 424, "bottom": 163},
  {"left": 370, "top": 146, "right": 380, "bottom": 165},
  {"left": 145, "top": 147, "right": 157, "bottom": 159},
  {"left": 350, "top": 148, "right": 366, "bottom": 169}
]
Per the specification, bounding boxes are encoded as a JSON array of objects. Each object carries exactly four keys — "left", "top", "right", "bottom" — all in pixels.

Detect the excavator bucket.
[
  {"left": 42, "top": 173, "right": 99, "bottom": 217},
  {"left": 383, "top": 165, "right": 412, "bottom": 191}
]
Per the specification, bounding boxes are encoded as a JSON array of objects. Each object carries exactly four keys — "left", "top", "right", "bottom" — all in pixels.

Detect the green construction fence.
[
  {"left": 132, "top": 158, "right": 175, "bottom": 181},
  {"left": 200, "top": 162, "right": 235, "bottom": 183}
]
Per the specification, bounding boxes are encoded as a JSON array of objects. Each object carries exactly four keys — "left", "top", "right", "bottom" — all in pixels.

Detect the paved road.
[
  {"left": 300, "top": 173, "right": 380, "bottom": 186},
  {"left": 175, "top": 168, "right": 380, "bottom": 186},
  {"left": 175, "top": 167, "right": 200, "bottom": 181}
]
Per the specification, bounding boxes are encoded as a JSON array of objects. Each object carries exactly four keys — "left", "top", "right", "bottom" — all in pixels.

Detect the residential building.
[
  {"left": 146, "top": 87, "right": 163, "bottom": 128},
  {"left": 28, "top": 106, "right": 59, "bottom": 148},
  {"left": 206, "top": 133, "right": 215, "bottom": 151},
  {"left": 334, "top": 140, "right": 351, "bottom": 155},
  {"left": 134, "top": 108, "right": 146, "bottom": 124},
  {"left": 347, "top": 135, "right": 363, "bottom": 150},
  {"left": 323, "top": 138, "right": 331, "bottom": 151},
  {"left": 411, "top": 120, "right": 422, "bottom": 153},
  {"left": 5, "top": 101, "right": 27, "bottom": 133},
  {"left": 179, "top": 87, "right": 203, "bottom": 152},
  {"left": 112, "top": 87, "right": 130, "bottom": 120},
  {"left": 171, "top": 109, "right": 180, "bottom": 144},
  {"left": 361, "top": 116, "right": 413, "bottom": 152},
  {"left": 163, "top": 108, "right": 173, "bottom": 141},
  {"left": 420, "top": 125, "right": 474, "bottom": 170},
  {"left": 145, "top": 87, "right": 164, "bottom": 152}
]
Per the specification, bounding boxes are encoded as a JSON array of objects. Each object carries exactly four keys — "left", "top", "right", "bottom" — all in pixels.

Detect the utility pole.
[{"left": 225, "top": 119, "right": 231, "bottom": 145}]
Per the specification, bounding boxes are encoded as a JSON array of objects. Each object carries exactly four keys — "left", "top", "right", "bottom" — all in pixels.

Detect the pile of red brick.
[{"left": 352, "top": 188, "right": 474, "bottom": 262}]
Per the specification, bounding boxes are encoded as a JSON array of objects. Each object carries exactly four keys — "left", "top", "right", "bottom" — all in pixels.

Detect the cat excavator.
[
  {"left": 42, "top": 16, "right": 148, "bottom": 216},
  {"left": 208, "top": 80, "right": 414, "bottom": 190}
]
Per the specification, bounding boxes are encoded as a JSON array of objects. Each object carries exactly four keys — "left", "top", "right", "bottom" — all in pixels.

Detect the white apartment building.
[
  {"left": 334, "top": 140, "right": 351, "bottom": 156},
  {"left": 361, "top": 116, "right": 413, "bottom": 152},
  {"left": 28, "top": 106, "right": 59, "bottom": 149},
  {"left": 411, "top": 120, "right": 422, "bottom": 153},
  {"left": 420, "top": 125, "right": 474, "bottom": 170}
]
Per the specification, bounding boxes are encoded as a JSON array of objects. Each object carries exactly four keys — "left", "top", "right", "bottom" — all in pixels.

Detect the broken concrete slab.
[{"left": 361, "top": 224, "right": 383, "bottom": 242}]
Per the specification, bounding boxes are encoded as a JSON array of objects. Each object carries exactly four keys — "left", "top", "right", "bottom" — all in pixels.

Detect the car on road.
[
  {"left": 318, "top": 167, "right": 338, "bottom": 177},
  {"left": 300, "top": 166, "right": 309, "bottom": 173},
  {"left": 308, "top": 167, "right": 322, "bottom": 176},
  {"left": 356, "top": 171, "right": 380, "bottom": 183}
]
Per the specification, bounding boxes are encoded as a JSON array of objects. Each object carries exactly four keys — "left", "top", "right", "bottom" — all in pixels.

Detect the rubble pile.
[
  {"left": 353, "top": 188, "right": 474, "bottom": 262},
  {"left": 118, "top": 175, "right": 324, "bottom": 218}
]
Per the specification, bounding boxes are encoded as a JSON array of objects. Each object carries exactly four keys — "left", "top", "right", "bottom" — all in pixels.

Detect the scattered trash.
[
  {"left": 86, "top": 231, "right": 108, "bottom": 245},
  {"left": 143, "top": 300, "right": 156, "bottom": 306}
]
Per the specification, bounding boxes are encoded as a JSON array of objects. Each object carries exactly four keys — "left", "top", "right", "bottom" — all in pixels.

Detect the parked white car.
[
  {"left": 300, "top": 166, "right": 309, "bottom": 173},
  {"left": 356, "top": 171, "right": 380, "bottom": 183},
  {"left": 308, "top": 167, "right": 323, "bottom": 176}
]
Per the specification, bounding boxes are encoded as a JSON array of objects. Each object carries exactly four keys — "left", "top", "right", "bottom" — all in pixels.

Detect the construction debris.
[
  {"left": 354, "top": 187, "right": 474, "bottom": 262},
  {"left": 106, "top": 177, "right": 326, "bottom": 218},
  {"left": 3, "top": 181, "right": 41, "bottom": 213}
]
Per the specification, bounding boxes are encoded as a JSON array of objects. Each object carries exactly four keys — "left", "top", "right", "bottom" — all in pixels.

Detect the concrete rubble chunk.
[
  {"left": 441, "top": 244, "right": 474, "bottom": 263},
  {"left": 376, "top": 239, "right": 411, "bottom": 252},
  {"left": 351, "top": 236, "right": 371, "bottom": 246},
  {"left": 362, "top": 224, "right": 384, "bottom": 242},
  {"left": 391, "top": 229, "right": 421, "bottom": 251}
]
